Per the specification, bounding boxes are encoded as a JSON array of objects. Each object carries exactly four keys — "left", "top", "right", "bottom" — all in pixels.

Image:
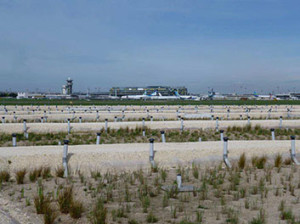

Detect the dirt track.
[{"left": 1, "top": 140, "right": 299, "bottom": 173}]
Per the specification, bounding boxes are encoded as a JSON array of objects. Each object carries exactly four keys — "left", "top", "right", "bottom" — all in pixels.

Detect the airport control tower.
[{"left": 66, "top": 77, "right": 73, "bottom": 95}]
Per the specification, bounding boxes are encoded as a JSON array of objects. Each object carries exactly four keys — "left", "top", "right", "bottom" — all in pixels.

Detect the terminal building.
[{"left": 109, "top": 86, "right": 188, "bottom": 97}]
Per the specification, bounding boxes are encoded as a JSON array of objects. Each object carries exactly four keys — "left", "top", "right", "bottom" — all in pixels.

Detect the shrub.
[
  {"left": 0, "top": 170, "right": 10, "bottom": 182},
  {"left": 43, "top": 203, "right": 57, "bottom": 224},
  {"left": 274, "top": 154, "right": 283, "bottom": 168},
  {"left": 29, "top": 167, "right": 42, "bottom": 182},
  {"left": 192, "top": 163, "right": 199, "bottom": 179},
  {"left": 281, "top": 209, "right": 294, "bottom": 221},
  {"left": 42, "top": 167, "right": 52, "bottom": 179},
  {"left": 57, "top": 186, "right": 73, "bottom": 213},
  {"left": 146, "top": 212, "right": 158, "bottom": 223},
  {"left": 256, "top": 156, "right": 267, "bottom": 169},
  {"left": 89, "top": 198, "right": 107, "bottom": 224},
  {"left": 34, "top": 186, "right": 49, "bottom": 214},
  {"left": 15, "top": 168, "right": 27, "bottom": 184},
  {"left": 70, "top": 200, "right": 84, "bottom": 219},
  {"left": 128, "top": 219, "right": 139, "bottom": 224},
  {"left": 238, "top": 153, "right": 246, "bottom": 170},
  {"left": 55, "top": 166, "right": 64, "bottom": 178}
]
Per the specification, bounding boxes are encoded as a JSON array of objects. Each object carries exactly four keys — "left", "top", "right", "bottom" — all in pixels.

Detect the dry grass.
[
  {"left": 57, "top": 186, "right": 73, "bottom": 214},
  {"left": 0, "top": 170, "right": 10, "bottom": 182},
  {"left": 15, "top": 168, "right": 27, "bottom": 184}
]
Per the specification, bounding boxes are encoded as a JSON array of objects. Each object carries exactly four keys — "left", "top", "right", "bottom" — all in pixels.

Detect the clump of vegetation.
[
  {"left": 274, "top": 154, "right": 283, "bottom": 168},
  {"left": 55, "top": 166, "right": 64, "bottom": 178},
  {"left": 15, "top": 168, "right": 27, "bottom": 184},
  {"left": 42, "top": 167, "right": 52, "bottom": 179},
  {"left": 43, "top": 203, "right": 57, "bottom": 224},
  {"left": 146, "top": 211, "right": 158, "bottom": 223},
  {"left": 252, "top": 155, "right": 267, "bottom": 169},
  {"left": 34, "top": 186, "right": 49, "bottom": 214},
  {"left": 0, "top": 170, "right": 10, "bottom": 182},
  {"left": 57, "top": 186, "right": 73, "bottom": 213},
  {"left": 238, "top": 153, "right": 246, "bottom": 169},
  {"left": 89, "top": 198, "right": 107, "bottom": 224},
  {"left": 29, "top": 167, "right": 43, "bottom": 182},
  {"left": 70, "top": 199, "right": 84, "bottom": 219}
]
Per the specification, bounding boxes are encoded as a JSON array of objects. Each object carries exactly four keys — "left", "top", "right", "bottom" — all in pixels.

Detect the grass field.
[{"left": 1, "top": 98, "right": 300, "bottom": 106}]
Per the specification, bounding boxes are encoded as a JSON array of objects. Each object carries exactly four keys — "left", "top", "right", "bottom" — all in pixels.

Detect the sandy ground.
[
  {"left": 0, "top": 140, "right": 299, "bottom": 174},
  {"left": 0, "top": 119, "right": 299, "bottom": 134},
  {"left": 0, "top": 111, "right": 299, "bottom": 122},
  {"left": 1, "top": 105, "right": 300, "bottom": 122}
]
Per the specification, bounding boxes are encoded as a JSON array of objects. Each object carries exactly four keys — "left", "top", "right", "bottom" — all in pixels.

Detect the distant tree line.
[{"left": 0, "top": 92, "right": 17, "bottom": 98}]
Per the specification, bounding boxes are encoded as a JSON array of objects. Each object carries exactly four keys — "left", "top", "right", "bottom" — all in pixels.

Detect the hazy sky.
[{"left": 0, "top": 0, "right": 300, "bottom": 94}]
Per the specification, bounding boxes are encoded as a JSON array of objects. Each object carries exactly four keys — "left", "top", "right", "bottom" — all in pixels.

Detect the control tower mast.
[{"left": 66, "top": 77, "right": 73, "bottom": 95}]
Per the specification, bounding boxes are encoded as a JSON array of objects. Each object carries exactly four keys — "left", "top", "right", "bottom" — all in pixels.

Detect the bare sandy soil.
[
  {"left": 1, "top": 105, "right": 300, "bottom": 122},
  {"left": 1, "top": 140, "right": 299, "bottom": 173}
]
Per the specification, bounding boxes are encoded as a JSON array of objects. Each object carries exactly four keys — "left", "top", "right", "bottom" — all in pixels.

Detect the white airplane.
[
  {"left": 253, "top": 92, "right": 275, "bottom": 100},
  {"left": 150, "top": 91, "right": 180, "bottom": 100},
  {"left": 174, "top": 91, "right": 199, "bottom": 100},
  {"left": 121, "top": 91, "right": 154, "bottom": 100}
]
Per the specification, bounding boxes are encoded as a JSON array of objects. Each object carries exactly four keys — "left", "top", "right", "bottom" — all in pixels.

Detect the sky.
[{"left": 0, "top": 0, "right": 300, "bottom": 94}]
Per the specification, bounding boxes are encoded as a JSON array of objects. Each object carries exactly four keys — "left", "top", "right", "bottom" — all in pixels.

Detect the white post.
[
  {"left": 290, "top": 136, "right": 300, "bottom": 165},
  {"left": 96, "top": 110, "right": 99, "bottom": 121},
  {"left": 41, "top": 117, "right": 44, "bottom": 123},
  {"left": 198, "top": 137, "right": 202, "bottom": 142},
  {"left": 181, "top": 118, "right": 184, "bottom": 131},
  {"left": 149, "top": 138, "right": 155, "bottom": 166},
  {"left": 220, "top": 130, "right": 224, "bottom": 141},
  {"left": 150, "top": 116, "right": 153, "bottom": 122},
  {"left": 67, "top": 118, "right": 71, "bottom": 134},
  {"left": 23, "top": 119, "right": 27, "bottom": 132},
  {"left": 2, "top": 116, "right": 5, "bottom": 124},
  {"left": 12, "top": 133, "right": 17, "bottom": 147},
  {"left": 211, "top": 115, "right": 214, "bottom": 121},
  {"left": 247, "top": 116, "right": 251, "bottom": 125},
  {"left": 279, "top": 116, "right": 282, "bottom": 128},
  {"left": 271, "top": 128, "right": 275, "bottom": 140},
  {"left": 223, "top": 137, "right": 231, "bottom": 168},
  {"left": 216, "top": 117, "right": 219, "bottom": 131},
  {"left": 240, "top": 114, "right": 242, "bottom": 120},
  {"left": 177, "top": 174, "right": 182, "bottom": 189},
  {"left": 142, "top": 118, "right": 145, "bottom": 128},
  {"left": 142, "top": 128, "right": 146, "bottom": 137},
  {"left": 96, "top": 132, "right": 101, "bottom": 145},
  {"left": 161, "top": 130, "right": 166, "bottom": 143},
  {"left": 114, "top": 116, "right": 117, "bottom": 122},
  {"left": 63, "top": 140, "right": 69, "bottom": 177},
  {"left": 79, "top": 116, "right": 82, "bottom": 123}
]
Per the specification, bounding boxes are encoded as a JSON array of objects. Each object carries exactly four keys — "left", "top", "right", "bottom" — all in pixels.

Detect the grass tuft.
[
  {"left": 238, "top": 153, "right": 247, "bottom": 170},
  {"left": 15, "top": 168, "right": 27, "bottom": 184}
]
